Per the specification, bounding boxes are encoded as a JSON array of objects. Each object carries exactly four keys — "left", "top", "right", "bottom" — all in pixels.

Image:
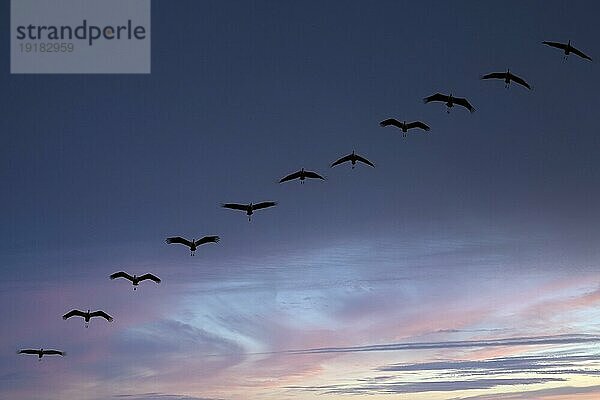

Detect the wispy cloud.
[
  {"left": 114, "top": 394, "right": 224, "bottom": 400},
  {"left": 288, "top": 377, "right": 566, "bottom": 395},
  {"left": 286, "top": 343, "right": 600, "bottom": 396},
  {"left": 379, "top": 353, "right": 600, "bottom": 376},
  {"left": 265, "top": 334, "right": 600, "bottom": 356},
  {"left": 448, "top": 384, "right": 600, "bottom": 399},
  {"left": 102, "top": 319, "right": 246, "bottom": 380}
]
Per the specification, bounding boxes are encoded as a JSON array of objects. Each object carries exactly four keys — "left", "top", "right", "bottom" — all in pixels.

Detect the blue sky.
[{"left": 2, "top": 1, "right": 600, "bottom": 399}]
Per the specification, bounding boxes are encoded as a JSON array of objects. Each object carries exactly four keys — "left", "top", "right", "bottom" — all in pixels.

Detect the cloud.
[
  {"left": 448, "top": 384, "right": 600, "bottom": 399},
  {"left": 104, "top": 319, "right": 246, "bottom": 377},
  {"left": 522, "top": 285, "right": 600, "bottom": 322},
  {"left": 379, "top": 353, "right": 600, "bottom": 376},
  {"left": 436, "top": 328, "right": 509, "bottom": 334},
  {"left": 117, "top": 319, "right": 242, "bottom": 354},
  {"left": 267, "top": 334, "right": 600, "bottom": 356},
  {"left": 114, "top": 394, "right": 223, "bottom": 400},
  {"left": 286, "top": 344, "right": 600, "bottom": 396},
  {"left": 288, "top": 378, "right": 566, "bottom": 395}
]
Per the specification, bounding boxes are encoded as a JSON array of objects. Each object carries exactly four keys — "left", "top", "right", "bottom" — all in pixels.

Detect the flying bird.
[
  {"left": 18, "top": 348, "right": 65, "bottom": 360},
  {"left": 279, "top": 168, "right": 325, "bottom": 184},
  {"left": 330, "top": 151, "right": 375, "bottom": 169},
  {"left": 482, "top": 69, "right": 532, "bottom": 89},
  {"left": 379, "top": 119, "right": 430, "bottom": 137},
  {"left": 543, "top": 40, "right": 592, "bottom": 61},
  {"left": 109, "top": 271, "right": 161, "bottom": 290},
  {"left": 423, "top": 93, "right": 475, "bottom": 113},
  {"left": 222, "top": 201, "right": 277, "bottom": 221},
  {"left": 165, "top": 235, "right": 220, "bottom": 256},
  {"left": 62, "top": 309, "right": 113, "bottom": 327}
]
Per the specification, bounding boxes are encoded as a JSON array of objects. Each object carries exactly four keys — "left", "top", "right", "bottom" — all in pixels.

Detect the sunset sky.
[{"left": 2, "top": 1, "right": 600, "bottom": 399}]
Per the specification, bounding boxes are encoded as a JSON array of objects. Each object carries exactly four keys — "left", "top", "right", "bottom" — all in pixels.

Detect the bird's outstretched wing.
[
  {"left": 195, "top": 236, "right": 220, "bottom": 246},
  {"left": 454, "top": 97, "right": 475, "bottom": 113},
  {"left": 18, "top": 349, "right": 40, "bottom": 355},
  {"left": 355, "top": 154, "right": 375, "bottom": 167},
  {"left": 279, "top": 171, "right": 302, "bottom": 183},
  {"left": 222, "top": 203, "right": 248, "bottom": 211},
  {"left": 138, "top": 273, "right": 161, "bottom": 283},
  {"left": 571, "top": 46, "right": 592, "bottom": 61},
  {"left": 90, "top": 311, "right": 113, "bottom": 322},
  {"left": 508, "top": 73, "right": 532, "bottom": 89},
  {"left": 423, "top": 93, "right": 449, "bottom": 103},
  {"left": 331, "top": 154, "right": 353, "bottom": 167},
  {"left": 165, "top": 237, "right": 193, "bottom": 247},
  {"left": 43, "top": 350, "right": 66, "bottom": 356},
  {"left": 542, "top": 41, "right": 567, "bottom": 50},
  {"left": 109, "top": 271, "right": 134, "bottom": 281},
  {"left": 62, "top": 310, "right": 86, "bottom": 320},
  {"left": 406, "top": 121, "right": 430, "bottom": 131},
  {"left": 481, "top": 72, "right": 506, "bottom": 80},
  {"left": 253, "top": 201, "right": 277, "bottom": 210},
  {"left": 379, "top": 118, "right": 403, "bottom": 128},
  {"left": 304, "top": 171, "right": 325, "bottom": 180}
]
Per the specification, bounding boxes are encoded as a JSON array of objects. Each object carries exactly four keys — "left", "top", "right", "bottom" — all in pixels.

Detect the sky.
[{"left": 1, "top": 0, "right": 600, "bottom": 399}]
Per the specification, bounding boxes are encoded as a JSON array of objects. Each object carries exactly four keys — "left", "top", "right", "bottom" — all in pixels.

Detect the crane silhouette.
[
  {"left": 482, "top": 69, "right": 531, "bottom": 89},
  {"left": 62, "top": 309, "right": 113, "bottom": 327},
  {"left": 279, "top": 168, "right": 325, "bottom": 184},
  {"left": 331, "top": 151, "right": 375, "bottom": 169},
  {"left": 379, "top": 119, "right": 430, "bottom": 137},
  {"left": 109, "top": 272, "right": 161, "bottom": 290},
  {"left": 222, "top": 201, "right": 277, "bottom": 221},
  {"left": 165, "top": 235, "right": 220, "bottom": 256},
  {"left": 423, "top": 93, "right": 475, "bottom": 113},
  {"left": 18, "top": 348, "right": 65, "bottom": 360},
  {"left": 543, "top": 40, "right": 592, "bottom": 61}
]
